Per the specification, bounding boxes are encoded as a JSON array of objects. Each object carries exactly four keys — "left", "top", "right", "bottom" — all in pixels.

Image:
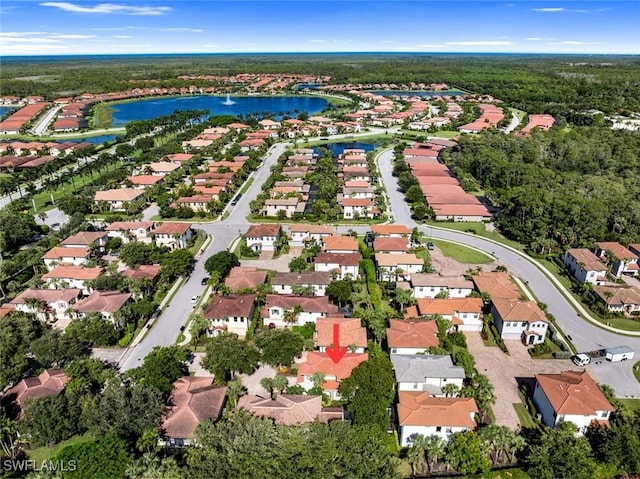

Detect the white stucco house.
[
  {"left": 491, "top": 299, "right": 549, "bottom": 345},
  {"left": 563, "top": 248, "right": 607, "bottom": 285}
]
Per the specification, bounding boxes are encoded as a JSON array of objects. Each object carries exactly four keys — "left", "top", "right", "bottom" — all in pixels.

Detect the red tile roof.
[
  {"left": 153, "top": 222, "right": 192, "bottom": 236},
  {"left": 398, "top": 391, "right": 478, "bottom": 428},
  {"left": 203, "top": 294, "right": 256, "bottom": 319},
  {"left": 316, "top": 317, "right": 367, "bottom": 348},
  {"left": 535, "top": 370, "right": 614, "bottom": 416},
  {"left": 387, "top": 319, "right": 439, "bottom": 349},
  {"left": 297, "top": 352, "right": 368, "bottom": 390}
]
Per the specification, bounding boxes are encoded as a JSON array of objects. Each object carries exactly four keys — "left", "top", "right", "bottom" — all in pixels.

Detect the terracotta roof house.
[
  {"left": 387, "top": 319, "right": 439, "bottom": 354},
  {"left": 161, "top": 377, "right": 226, "bottom": 447},
  {"left": 297, "top": 352, "right": 368, "bottom": 400},
  {"left": 593, "top": 286, "right": 640, "bottom": 315},
  {"left": 391, "top": 354, "right": 465, "bottom": 395},
  {"left": 105, "top": 221, "right": 155, "bottom": 244},
  {"left": 314, "top": 252, "right": 360, "bottom": 280},
  {"left": 375, "top": 253, "right": 424, "bottom": 282},
  {"left": 595, "top": 242, "right": 639, "bottom": 278},
  {"left": 373, "top": 237, "right": 409, "bottom": 254},
  {"left": 2, "top": 369, "right": 70, "bottom": 417},
  {"left": 563, "top": 248, "right": 608, "bottom": 285},
  {"left": 397, "top": 392, "right": 478, "bottom": 446},
  {"left": 124, "top": 174, "right": 164, "bottom": 189},
  {"left": 533, "top": 370, "right": 614, "bottom": 434},
  {"left": 271, "top": 271, "right": 331, "bottom": 296},
  {"left": 416, "top": 298, "right": 484, "bottom": 332},
  {"left": 145, "top": 161, "right": 180, "bottom": 175},
  {"left": 245, "top": 224, "right": 281, "bottom": 253},
  {"left": 262, "top": 294, "right": 332, "bottom": 328},
  {"left": 431, "top": 204, "right": 493, "bottom": 222},
  {"left": 322, "top": 235, "right": 359, "bottom": 254},
  {"left": 41, "top": 265, "right": 103, "bottom": 294},
  {"left": 315, "top": 317, "right": 367, "bottom": 353},
  {"left": 262, "top": 197, "right": 306, "bottom": 218},
  {"left": 238, "top": 394, "right": 342, "bottom": 425},
  {"left": 94, "top": 188, "right": 145, "bottom": 211},
  {"left": 224, "top": 267, "right": 268, "bottom": 292},
  {"left": 72, "top": 290, "right": 132, "bottom": 326},
  {"left": 472, "top": 272, "right": 521, "bottom": 301},
  {"left": 60, "top": 231, "right": 109, "bottom": 251},
  {"left": 203, "top": 294, "right": 256, "bottom": 337},
  {"left": 10, "top": 288, "right": 82, "bottom": 322},
  {"left": 410, "top": 274, "right": 473, "bottom": 299},
  {"left": 152, "top": 222, "right": 193, "bottom": 250},
  {"left": 341, "top": 197, "right": 377, "bottom": 219},
  {"left": 371, "top": 224, "right": 412, "bottom": 238},
  {"left": 491, "top": 299, "right": 549, "bottom": 345},
  {"left": 42, "top": 246, "right": 91, "bottom": 271}
]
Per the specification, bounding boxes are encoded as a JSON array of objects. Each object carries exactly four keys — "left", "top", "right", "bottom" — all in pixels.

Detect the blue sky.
[{"left": 1, "top": 1, "right": 638, "bottom": 55}]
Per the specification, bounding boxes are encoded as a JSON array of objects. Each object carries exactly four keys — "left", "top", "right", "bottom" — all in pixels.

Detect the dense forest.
[
  {"left": 442, "top": 127, "right": 640, "bottom": 252},
  {"left": 2, "top": 54, "right": 639, "bottom": 117}
]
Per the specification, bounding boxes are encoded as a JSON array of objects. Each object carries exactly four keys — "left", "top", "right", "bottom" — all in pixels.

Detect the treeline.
[
  {"left": 2, "top": 55, "right": 639, "bottom": 117},
  {"left": 443, "top": 128, "right": 640, "bottom": 252}
]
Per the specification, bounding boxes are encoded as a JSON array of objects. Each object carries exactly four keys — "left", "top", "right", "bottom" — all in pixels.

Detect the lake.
[
  {"left": 315, "top": 141, "right": 377, "bottom": 157},
  {"left": 0, "top": 106, "right": 17, "bottom": 117},
  {"left": 71, "top": 135, "right": 116, "bottom": 144},
  {"left": 108, "top": 95, "right": 328, "bottom": 127}
]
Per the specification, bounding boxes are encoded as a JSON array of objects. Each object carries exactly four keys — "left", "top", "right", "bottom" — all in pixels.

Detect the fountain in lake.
[{"left": 222, "top": 93, "right": 235, "bottom": 106}]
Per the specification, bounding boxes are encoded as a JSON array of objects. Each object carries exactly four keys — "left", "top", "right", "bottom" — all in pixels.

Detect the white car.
[{"left": 191, "top": 295, "right": 200, "bottom": 304}]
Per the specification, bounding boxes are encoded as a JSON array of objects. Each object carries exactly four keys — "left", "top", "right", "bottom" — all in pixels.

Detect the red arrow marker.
[{"left": 326, "top": 323, "right": 347, "bottom": 363}]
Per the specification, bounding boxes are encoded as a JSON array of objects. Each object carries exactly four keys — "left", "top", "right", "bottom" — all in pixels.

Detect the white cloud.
[
  {"left": 445, "top": 41, "right": 513, "bottom": 46},
  {"left": 204, "top": 44, "right": 219, "bottom": 48},
  {"left": 309, "top": 39, "right": 326, "bottom": 43},
  {"left": 548, "top": 40, "right": 601, "bottom": 45},
  {"left": 50, "top": 34, "right": 96, "bottom": 39},
  {"left": 166, "top": 28, "right": 203, "bottom": 33},
  {"left": 526, "top": 37, "right": 543, "bottom": 41},
  {"left": 40, "top": 2, "right": 171, "bottom": 15},
  {"left": 0, "top": 36, "right": 61, "bottom": 43},
  {"left": 532, "top": 8, "right": 565, "bottom": 12},
  {"left": 417, "top": 44, "right": 445, "bottom": 48},
  {"left": 113, "top": 35, "right": 132, "bottom": 39}
]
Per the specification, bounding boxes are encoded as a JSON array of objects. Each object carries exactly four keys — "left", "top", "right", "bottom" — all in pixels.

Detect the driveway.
[
  {"left": 466, "top": 332, "right": 573, "bottom": 429},
  {"left": 240, "top": 247, "right": 302, "bottom": 273}
]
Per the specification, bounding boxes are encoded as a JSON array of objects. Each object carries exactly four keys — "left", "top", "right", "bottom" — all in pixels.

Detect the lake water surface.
[{"left": 109, "top": 95, "right": 328, "bottom": 127}]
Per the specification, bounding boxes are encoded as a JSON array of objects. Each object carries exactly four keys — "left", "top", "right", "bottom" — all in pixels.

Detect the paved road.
[
  {"left": 31, "top": 105, "right": 62, "bottom": 136},
  {"left": 503, "top": 110, "right": 520, "bottom": 134},
  {"left": 377, "top": 148, "right": 640, "bottom": 397},
  {"left": 119, "top": 143, "right": 290, "bottom": 370}
]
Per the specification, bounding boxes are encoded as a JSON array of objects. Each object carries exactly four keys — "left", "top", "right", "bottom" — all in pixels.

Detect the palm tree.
[
  {"left": 361, "top": 308, "right": 389, "bottom": 344},
  {"left": 309, "top": 372, "right": 326, "bottom": 390},
  {"left": 407, "top": 434, "right": 428, "bottom": 475},
  {"left": 189, "top": 314, "right": 209, "bottom": 345},
  {"left": 283, "top": 304, "right": 303, "bottom": 324},
  {"left": 0, "top": 416, "right": 20, "bottom": 458},
  {"left": 225, "top": 380, "right": 245, "bottom": 409},
  {"left": 423, "top": 435, "right": 446, "bottom": 473},
  {"left": 260, "top": 377, "right": 274, "bottom": 399},
  {"left": 442, "top": 383, "right": 460, "bottom": 398},
  {"left": 136, "top": 428, "right": 160, "bottom": 454},
  {"left": 394, "top": 287, "right": 415, "bottom": 313},
  {"left": 272, "top": 374, "right": 288, "bottom": 396}
]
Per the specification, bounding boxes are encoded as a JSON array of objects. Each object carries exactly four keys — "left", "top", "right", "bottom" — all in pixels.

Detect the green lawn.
[
  {"left": 188, "top": 230, "right": 208, "bottom": 256},
  {"left": 633, "top": 361, "right": 640, "bottom": 383},
  {"left": 431, "top": 239, "right": 493, "bottom": 264},
  {"left": 239, "top": 177, "right": 254, "bottom": 194},
  {"left": 513, "top": 403, "right": 537, "bottom": 429},
  {"left": 429, "top": 222, "right": 526, "bottom": 252},
  {"left": 27, "top": 432, "right": 94, "bottom": 464},
  {"left": 618, "top": 398, "right": 640, "bottom": 411}
]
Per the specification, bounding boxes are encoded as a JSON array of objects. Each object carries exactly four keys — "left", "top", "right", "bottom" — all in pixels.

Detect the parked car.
[
  {"left": 231, "top": 193, "right": 242, "bottom": 206},
  {"left": 191, "top": 295, "right": 200, "bottom": 303},
  {"left": 427, "top": 241, "right": 435, "bottom": 251},
  {"left": 201, "top": 277, "right": 210, "bottom": 285}
]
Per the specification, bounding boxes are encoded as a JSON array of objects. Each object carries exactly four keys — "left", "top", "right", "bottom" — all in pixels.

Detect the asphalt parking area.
[{"left": 465, "top": 332, "right": 573, "bottom": 429}]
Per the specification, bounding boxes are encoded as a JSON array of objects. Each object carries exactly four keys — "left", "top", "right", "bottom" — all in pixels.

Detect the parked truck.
[{"left": 578, "top": 346, "right": 634, "bottom": 363}]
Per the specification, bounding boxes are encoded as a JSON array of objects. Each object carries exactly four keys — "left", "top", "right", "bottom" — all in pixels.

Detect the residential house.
[
  {"left": 121, "top": 264, "right": 161, "bottom": 297},
  {"left": 391, "top": 354, "right": 465, "bottom": 394},
  {"left": 593, "top": 286, "right": 640, "bottom": 315},
  {"left": 297, "top": 352, "right": 368, "bottom": 400},
  {"left": 262, "top": 198, "right": 305, "bottom": 218},
  {"left": 410, "top": 274, "right": 473, "bottom": 299},
  {"left": 10, "top": 288, "right": 82, "bottom": 322},
  {"left": 287, "top": 224, "right": 336, "bottom": 247},
  {"left": 387, "top": 319, "right": 439, "bottom": 355},
  {"left": 174, "top": 195, "right": 214, "bottom": 213},
  {"left": 60, "top": 231, "right": 109, "bottom": 252},
  {"left": 224, "top": 267, "right": 268, "bottom": 293},
  {"left": 238, "top": 394, "right": 342, "bottom": 425},
  {"left": 245, "top": 224, "right": 281, "bottom": 253},
  {"left": 595, "top": 242, "right": 639, "bottom": 278},
  {"left": 94, "top": 188, "right": 145, "bottom": 211},
  {"left": 160, "top": 377, "right": 226, "bottom": 447},
  {"left": 471, "top": 272, "right": 522, "bottom": 301},
  {"left": 322, "top": 235, "right": 359, "bottom": 254},
  {"left": 397, "top": 392, "right": 478, "bottom": 446},
  {"left": 72, "top": 291, "right": 132, "bottom": 326},
  {"left": 431, "top": 204, "right": 493, "bottom": 222},
  {"left": 371, "top": 224, "right": 412, "bottom": 238},
  {"left": 315, "top": 317, "right": 367, "bottom": 353},
  {"left": 373, "top": 237, "right": 409, "bottom": 254},
  {"left": 341, "top": 197, "right": 376, "bottom": 219},
  {"left": 314, "top": 252, "right": 360, "bottom": 280},
  {"left": 153, "top": 222, "right": 193, "bottom": 250},
  {"left": 533, "top": 370, "right": 614, "bottom": 434},
  {"left": 261, "top": 294, "right": 331, "bottom": 328},
  {"left": 41, "top": 265, "right": 103, "bottom": 294},
  {"left": 270, "top": 271, "right": 331, "bottom": 296},
  {"left": 2, "top": 369, "right": 70, "bottom": 417},
  {"left": 375, "top": 253, "right": 424, "bottom": 282},
  {"left": 42, "top": 246, "right": 91, "bottom": 271},
  {"left": 416, "top": 298, "right": 484, "bottom": 332},
  {"left": 145, "top": 161, "right": 180, "bottom": 176},
  {"left": 491, "top": 299, "right": 549, "bottom": 345},
  {"left": 125, "top": 175, "right": 164, "bottom": 189},
  {"left": 563, "top": 248, "right": 608, "bottom": 285},
  {"left": 105, "top": 221, "right": 155, "bottom": 244},
  {"left": 203, "top": 294, "right": 256, "bottom": 337}
]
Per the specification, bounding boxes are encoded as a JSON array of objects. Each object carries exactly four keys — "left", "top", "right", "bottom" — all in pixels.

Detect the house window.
[
  {"left": 436, "top": 426, "right": 442, "bottom": 432},
  {"left": 521, "top": 322, "right": 527, "bottom": 327},
  {"left": 601, "top": 411, "right": 609, "bottom": 418},
  {"left": 391, "top": 348, "right": 397, "bottom": 353},
  {"left": 413, "top": 383, "right": 418, "bottom": 389},
  {"left": 446, "top": 427, "right": 452, "bottom": 433}
]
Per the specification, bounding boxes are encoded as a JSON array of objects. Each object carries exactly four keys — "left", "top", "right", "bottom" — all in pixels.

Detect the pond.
[
  {"left": 108, "top": 95, "right": 328, "bottom": 127},
  {"left": 0, "top": 106, "right": 17, "bottom": 117},
  {"left": 314, "top": 141, "right": 377, "bottom": 157},
  {"left": 70, "top": 135, "right": 116, "bottom": 145}
]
